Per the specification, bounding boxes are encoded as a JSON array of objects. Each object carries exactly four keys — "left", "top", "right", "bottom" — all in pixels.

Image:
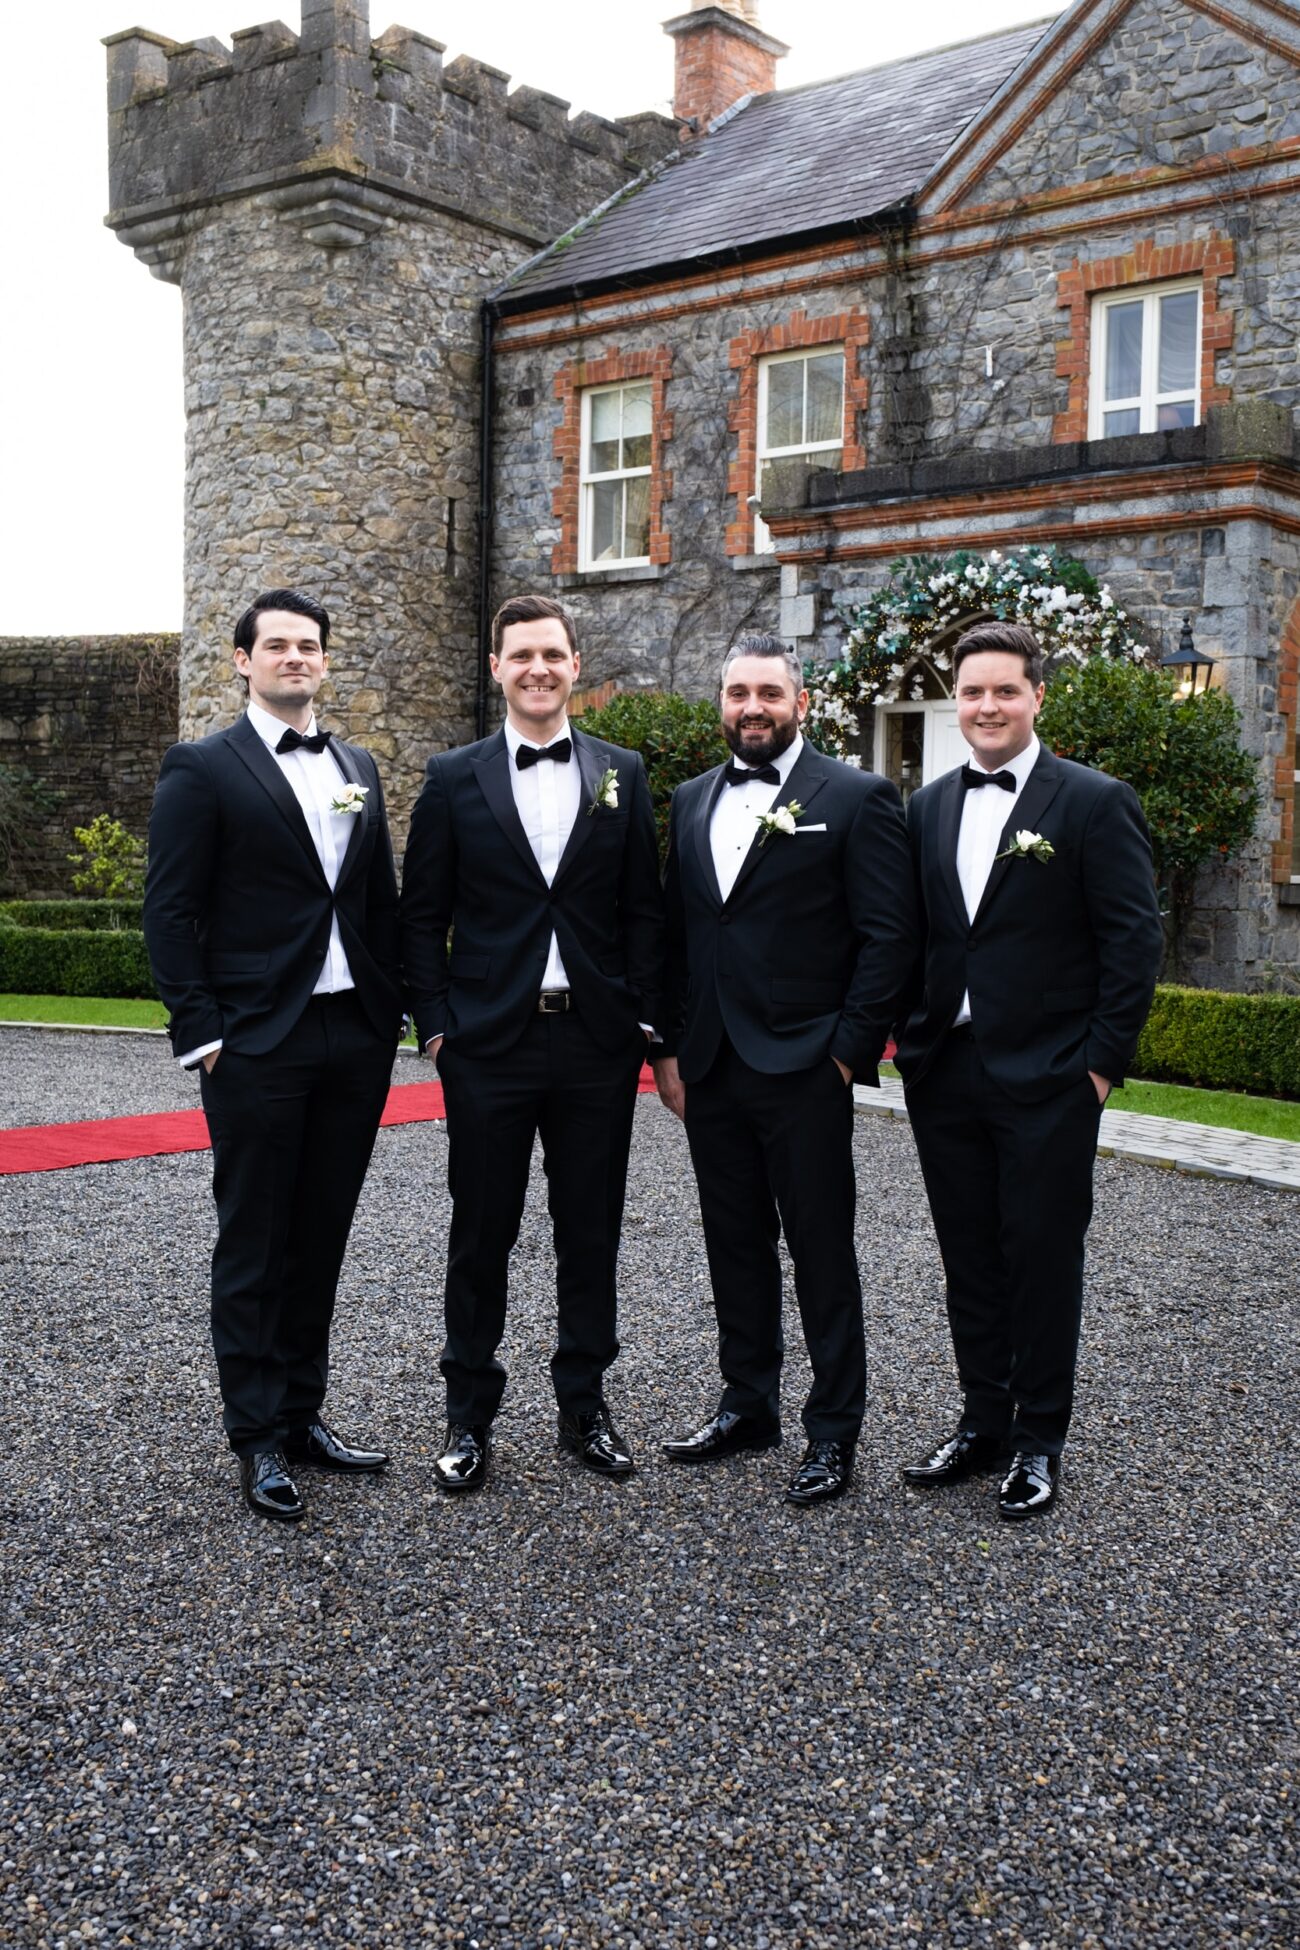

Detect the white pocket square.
[{"left": 795, "top": 822, "right": 828, "bottom": 832}]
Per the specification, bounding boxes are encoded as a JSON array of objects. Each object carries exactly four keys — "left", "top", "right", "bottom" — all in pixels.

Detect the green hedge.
[
  {"left": 1135, "top": 985, "right": 1300, "bottom": 1100},
  {"left": 0, "top": 899, "right": 144, "bottom": 931},
  {"left": 0, "top": 927, "right": 156, "bottom": 999}
]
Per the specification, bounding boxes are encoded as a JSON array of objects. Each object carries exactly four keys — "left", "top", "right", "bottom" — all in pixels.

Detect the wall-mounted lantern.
[{"left": 1159, "top": 615, "right": 1217, "bottom": 699}]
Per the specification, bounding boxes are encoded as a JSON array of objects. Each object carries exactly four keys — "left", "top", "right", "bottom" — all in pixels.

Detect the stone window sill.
[
  {"left": 730, "top": 554, "right": 781, "bottom": 573},
  {"left": 555, "top": 564, "right": 666, "bottom": 590},
  {"left": 1277, "top": 882, "right": 1300, "bottom": 907}
]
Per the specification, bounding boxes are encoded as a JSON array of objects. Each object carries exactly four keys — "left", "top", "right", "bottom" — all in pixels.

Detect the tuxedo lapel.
[
  {"left": 935, "top": 769, "right": 967, "bottom": 923},
  {"left": 330, "top": 738, "right": 370, "bottom": 891},
  {"left": 553, "top": 731, "right": 604, "bottom": 882},
  {"left": 691, "top": 767, "right": 728, "bottom": 908},
  {"left": 227, "top": 715, "right": 329, "bottom": 888},
  {"left": 974, "top": 749, "right": 1065, "bottom": 924},
  {"left": 725, "top": 742, "right": 830, "bottom": 904},
  {"left": 472, "top": 730, "right": 548, "bottom": 884}
]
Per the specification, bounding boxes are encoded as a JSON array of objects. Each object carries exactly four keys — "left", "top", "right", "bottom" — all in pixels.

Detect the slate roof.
[{"left": 500, "top": 19, "right": 1052, "bottom": 309}]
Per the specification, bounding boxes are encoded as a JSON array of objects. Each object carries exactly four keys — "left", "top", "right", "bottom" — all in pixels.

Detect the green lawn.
[{"left": 0, "top": 993, "right": 169, "bottom": 1030}]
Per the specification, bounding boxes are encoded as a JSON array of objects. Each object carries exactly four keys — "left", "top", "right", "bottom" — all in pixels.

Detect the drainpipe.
[{"left": 474, "top": 298, "right": 497, "bottom": 740}]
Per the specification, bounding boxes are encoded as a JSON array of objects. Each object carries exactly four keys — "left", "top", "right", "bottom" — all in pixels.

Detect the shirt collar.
[
  {"left": 504, "top": 716, "right": 571, "bottom": 758},
  {"left": 731, "top": 729, "right": 804, "bottom": 780},
  {"left": 248, "top": 698, "right": 318, "bottom": 752},
  {"left": 966, "top": 732, "right": 1039, "bottom": 789}
]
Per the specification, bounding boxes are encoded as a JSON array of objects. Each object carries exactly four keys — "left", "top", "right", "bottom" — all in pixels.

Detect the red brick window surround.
[
  {"left": 1274, "top": 598, "right": 1300, "bottom": 886},
  {"left": 727, "top": 309, "right": 870, "bottom": 557},
  {"left": 551, "top": 348, "right": 673, "bottom": 576},
  {"left": 1054, "top": 237, "right": 1234, "bottom": 444}
]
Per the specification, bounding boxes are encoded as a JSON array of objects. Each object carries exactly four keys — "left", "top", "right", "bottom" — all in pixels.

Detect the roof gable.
[
  {"left": 499, "top": 19, "right": 1052, "bottom": 308},
  {"left": 916, "top": 0, "right": 1300, "bottom": 217}
]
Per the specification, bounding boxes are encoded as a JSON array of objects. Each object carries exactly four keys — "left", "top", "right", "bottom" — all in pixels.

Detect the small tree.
[
  {"left": 574, "top": 692, "right": 727, "bottom": 861},
  {"left": 67, "top": 815, "right": 147, "bottom": 901},
  {"left": 1038, "top": 657, "right": 1259, "bottom": 914}
]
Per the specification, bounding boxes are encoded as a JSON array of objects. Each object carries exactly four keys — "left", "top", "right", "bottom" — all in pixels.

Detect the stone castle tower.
[{"left": 105, "top": 0, "right": 675, "bottom": 788}]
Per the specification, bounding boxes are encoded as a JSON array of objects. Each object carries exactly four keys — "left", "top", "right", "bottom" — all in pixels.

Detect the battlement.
[{"left": 106, "top": 0, "right": 676, "bottom": 278}]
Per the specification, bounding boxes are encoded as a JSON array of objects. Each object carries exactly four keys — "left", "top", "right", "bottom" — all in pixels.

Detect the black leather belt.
[{"left": 537, "top": 989, "right": 573, "bottom": 1015}]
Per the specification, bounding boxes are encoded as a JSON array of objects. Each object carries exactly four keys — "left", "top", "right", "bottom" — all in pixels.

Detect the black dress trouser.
[
  {"left": 683, "top": 1038, "right": 866, "bottom": 1443},
  {"left": 905, "top": 1029, "right": 1105, "bottom": 1455},
  {"left": 198, "top": 991, "right": 394, "bottom": 1455},
  {"left": 436, "top": 1011, "right": 647, "bottom": 1427}
]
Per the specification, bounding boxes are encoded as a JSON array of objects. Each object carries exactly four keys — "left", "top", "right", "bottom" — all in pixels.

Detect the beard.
[{"left": 722, "top": 712, "right": 801, "bottom": 767}]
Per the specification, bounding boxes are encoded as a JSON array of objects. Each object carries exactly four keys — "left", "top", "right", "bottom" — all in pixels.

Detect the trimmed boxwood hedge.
[
  {"left": 0, "top": 899, "right": 144, "bottom": 931},
  {"left": 0, "top": 926, "right": 156, "bottom": 999},
  {"left": 1135, "top": 985, "right": 1300, "bottom": 1101}
]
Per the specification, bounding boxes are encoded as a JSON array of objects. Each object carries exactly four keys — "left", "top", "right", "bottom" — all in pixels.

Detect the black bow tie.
[
  {"left": 276, "top": 727, "right": 333, "bottom": 755},
  {"left": 960, "top": 764, "right": 1016, "bottom": 792},
  {"left": 724, "top": 761, "right": 781, "bottom": 787},
  {"left": 516, "top": 738, "right": 572, "bottom": 770}
]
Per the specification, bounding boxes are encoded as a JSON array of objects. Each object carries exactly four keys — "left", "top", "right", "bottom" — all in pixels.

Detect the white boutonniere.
[
  {"left": 587, "top": 767, "right": 620, "bottom": 816},
  {"left": 330, "top": 783, "right": 369, "bottom": 816},
  {"left": 756, "top": 799, "right": 803, "bottom": 845},
  {"left": 996, "top": 828, "right": 1054, "bottom": 863}
]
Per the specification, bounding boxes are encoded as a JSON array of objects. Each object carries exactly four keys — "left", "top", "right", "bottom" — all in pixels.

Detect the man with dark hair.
[
  {"left": 401, "top": 593, "right": 663, "bottom": 1493},
  {"left": 895, "top": 620, "right": 1163, "bottom": 1519},
  {"left": 653, "top": 632, "right": 916, "bottom": 1506},
  {"left": 143, "top": 589, "right": 402, "bottom": 1521}
]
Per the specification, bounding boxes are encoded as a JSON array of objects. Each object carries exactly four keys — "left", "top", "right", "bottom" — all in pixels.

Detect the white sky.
[{"left": 0, "top": 0, "right": 1063, "bottom": 636}]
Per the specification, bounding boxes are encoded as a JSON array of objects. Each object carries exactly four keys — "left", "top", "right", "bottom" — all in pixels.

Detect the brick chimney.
[{"left": 664, "top": 3, "right": 789, "bottom": 140}]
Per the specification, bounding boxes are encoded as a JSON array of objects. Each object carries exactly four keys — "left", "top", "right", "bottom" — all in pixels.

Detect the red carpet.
[{"left": 0, "top": 1067, "right": 661, "bottom": 1176}]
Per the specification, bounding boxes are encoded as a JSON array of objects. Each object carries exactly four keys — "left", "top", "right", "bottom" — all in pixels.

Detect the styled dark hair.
[
  {"left": 952, "top": 620, "right": 1044, "bottom": 686},
  {"left": 491, "top": 593, "right": 577, "bottom": 659},
  {"left": 718, "top": 631, "right": 804, "bottom": 694},
  {"left": 233, "top": 588, "right": 331, "bottom": 656}
]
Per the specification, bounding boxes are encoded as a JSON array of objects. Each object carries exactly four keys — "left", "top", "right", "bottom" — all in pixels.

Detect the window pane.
[
  {"left": 1103, "top": 407, "right": 1142, "bottom": 437},
  {"left": 1104, "top": 300, "right": 1144, "bottom": 403},
  {"left": 1156, "top": 400, "right": 1195, "bottom": 431},
  {"left": 621, "top": 384, "right": 652, "bottom": 469},
  {"left": 1158, "top": 291, "right": 1198, "bottom": 393},
  {"left": 588, "top": 480, "right": 622, "bottom": 561},
  {"left": 805, "top": 352, "right": 845, "bottom": 445},
  {"left": 623, "top": 473, "right": 651, "bottom": 560},
  {"left": 588, "top": 391, "right": 621, "bottom": 474},
  {"left": 765, "top": 359, "right": 805, "bottom": 451}
]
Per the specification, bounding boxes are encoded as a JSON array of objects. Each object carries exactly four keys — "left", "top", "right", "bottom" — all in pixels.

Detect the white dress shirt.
[
  {"left": 709, "top": 731, "right": 804, "bottom": 902},
  {"left": 953, "top": 732, "right": 1040, "bottom": 1027},
  {"left": 177, "top": 700, "right": 357, "bottom": 1067},
  {"left": 503, "top": 716, "right": 581, "bottom": 992}
]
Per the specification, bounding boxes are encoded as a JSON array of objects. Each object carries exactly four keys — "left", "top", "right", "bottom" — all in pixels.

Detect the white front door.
[
  {"left": 875, "top": 700, "right": 967, "bottom": 800},
  {"left": 926, "top": 705, "right": 966, "bottom": 781}
]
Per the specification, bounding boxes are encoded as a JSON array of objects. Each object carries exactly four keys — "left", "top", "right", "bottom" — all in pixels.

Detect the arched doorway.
[{"left": 872, "top": 616, "right": 988, "bottom": 802}]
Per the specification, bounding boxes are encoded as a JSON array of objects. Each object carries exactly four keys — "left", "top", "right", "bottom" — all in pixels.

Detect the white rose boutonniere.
[
  {"left": 587, "top": 767, "right": 620, "bottom": 816},
  {"left": 756, "top": 798, "right": 804, "bottom": 845},
  {"left": 996, "top": 828, "right": 1054, "bottom": 864},
  {"left": 330, "top": 783, "right": 370, "bottom": 816}
]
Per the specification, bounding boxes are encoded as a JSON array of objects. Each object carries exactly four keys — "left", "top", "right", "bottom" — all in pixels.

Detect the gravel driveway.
[{"left": 1, "top": 1028, "right": 1295, "bottom": 1948}]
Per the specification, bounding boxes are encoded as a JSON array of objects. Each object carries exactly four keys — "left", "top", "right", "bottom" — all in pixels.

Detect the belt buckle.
[{"left": 538, "top": 990, "right": 569, "bottom": 1015}]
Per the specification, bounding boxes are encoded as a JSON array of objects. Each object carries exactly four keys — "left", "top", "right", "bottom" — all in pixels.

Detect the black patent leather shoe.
[
  {"left": 240, "top": 1450, "right": 305, "bottom": 1522},
  {"left": 433, "top": 1423, "right": 489, "bottom": 1494},
  {"left": 662, "top": 1410, "right": 782, "bottom": 1463},
  {"left": 284, "top": 1417, "right": 389, "bottom": 1473},
  {"left": 998, "top": 1450, "right": 1060, "bottom": 1520},
  {"left": 557, "top": 1404, "right": 635, "bottom": 1478},
  {"left": 901, "top": 1427, "right": 1010, "bottom": 1488},
  {"left": 785, "top": 1438, "right": 855, "bottom": 1506}
]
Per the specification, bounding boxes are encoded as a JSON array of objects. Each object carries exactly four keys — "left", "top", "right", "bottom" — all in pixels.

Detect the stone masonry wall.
[{"left": 0, "top": 637, "right": 178, "bottom": 895}]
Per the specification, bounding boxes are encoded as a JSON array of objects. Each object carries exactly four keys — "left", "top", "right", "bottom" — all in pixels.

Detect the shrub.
[
  {"left": 67, "top": 814, "right": 147, "bottom": 900},
  {"left": 574, "top": 691, "right": 727, "bottom": 859},
  {"left": 1038, "top": 657, "right": 1259, "bottom": 892},
  {"left": 0, "top": 926, "right": 156, "bottom": 999},
  {"left": 0, "top": 899, "right": 144, "bottom": 932},
  {"left": 1135, "top": 984, "right": 1300, "bottom": 1101}
]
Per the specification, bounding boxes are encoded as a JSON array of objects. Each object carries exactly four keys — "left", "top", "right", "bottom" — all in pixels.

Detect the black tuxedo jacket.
[
  {"left": 659, "top": 742, "right": 916, "bottom": 1085},
  {"left": 400, "top": 727, "right": 664, "bottom": 1059},
  {"left": 893, "top": 746, "right": 1163, "bottom": 1103},
  {"left": 143, "top": 714, "right": 402, "bottom": 1059}
]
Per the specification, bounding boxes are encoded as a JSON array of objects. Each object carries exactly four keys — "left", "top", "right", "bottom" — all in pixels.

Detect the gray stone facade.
[{"left": 0, "top": 637, "right": 179, "bottom": 895}]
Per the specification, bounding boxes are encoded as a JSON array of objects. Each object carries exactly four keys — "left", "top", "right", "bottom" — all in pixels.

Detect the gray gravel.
[{"left": 0, "top": 1027, "right": 1295, "bottom": 1948}]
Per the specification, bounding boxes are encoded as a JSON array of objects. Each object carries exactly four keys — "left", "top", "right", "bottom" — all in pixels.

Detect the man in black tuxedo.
[
  {"left": 401, "top": 595, "right": 663, "bottom": 1493},
  {"left": 143, "top": 589, "right": 402, "bottom": 1521},
  {"left": 894, "top": 621, "right": 1163, "bottom": 1519},
  {"left": 653, "top": 634, "right": 916, "bottom": 1505}
]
